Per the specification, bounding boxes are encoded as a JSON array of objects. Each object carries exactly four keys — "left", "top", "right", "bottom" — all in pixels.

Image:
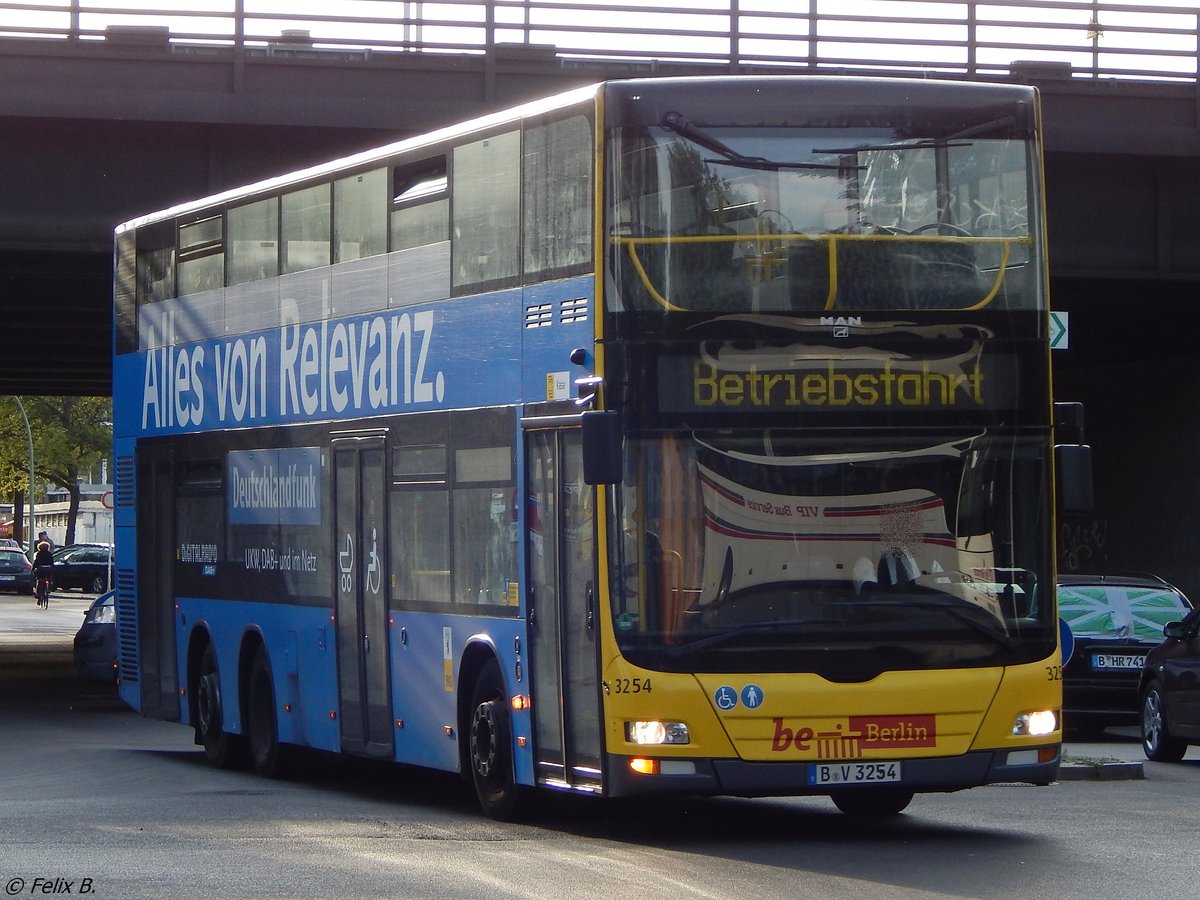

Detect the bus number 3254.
[{"left": 609, "top": 678, "right": 653, "bottom": 694}]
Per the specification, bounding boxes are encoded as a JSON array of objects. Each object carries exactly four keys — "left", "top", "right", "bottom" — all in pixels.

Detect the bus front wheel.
[
  {"left": 195, "top": 644, "right": 247, "bottom": 770},
  {"left": 468, "top": 658, "right": 525, "bottom": 820}
]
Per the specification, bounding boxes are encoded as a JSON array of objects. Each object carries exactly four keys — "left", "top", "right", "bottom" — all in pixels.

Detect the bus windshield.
[
  {"left": 607, "top": 122, "right": 1038, "bottom": 313},
  {"left": 608, "top": 430, "right": 1053, "bottom": 678}
]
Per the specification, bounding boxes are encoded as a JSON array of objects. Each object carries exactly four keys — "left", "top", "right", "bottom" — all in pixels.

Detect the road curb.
[{"left": 1059, "top": 758, "right": 1144, "bottom": 781}]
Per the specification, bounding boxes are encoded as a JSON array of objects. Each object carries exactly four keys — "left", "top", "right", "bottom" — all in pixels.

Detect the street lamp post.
[{"left": 12, "top": 398, "right": 34, "bottom": 551}]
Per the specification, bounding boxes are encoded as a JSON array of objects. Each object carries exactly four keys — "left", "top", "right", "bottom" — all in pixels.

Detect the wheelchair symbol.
[
  {"left": 338, "top": 533, "right": 353, "bottom": 593},
  {"left": 365, "top": 527, "right": 381, "bottom": 595}
]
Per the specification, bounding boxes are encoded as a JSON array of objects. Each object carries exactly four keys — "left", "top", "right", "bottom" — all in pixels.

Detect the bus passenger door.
[
  {"left": 333, "top": 436, "right": 394, "bottom": 759},
  {"left": 526, "top": 427, "right": 603, "bottom": 793}
]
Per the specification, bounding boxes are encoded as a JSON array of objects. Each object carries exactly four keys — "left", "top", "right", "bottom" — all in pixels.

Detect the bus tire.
[
  {"left": 830, "top": 788, "right": 913, "bottom": 817},
  {"left": 247, "top": 644, "right": 290, "bottom": 779},
  {"left": 468, "top": 658, "right": 525, "bottom": 820},
  {"left": 195, "top": 644, "right": 247, "bottom": 770},
  {"left": 1142, "top": 682, "right": 1187, "bottom": 762}
]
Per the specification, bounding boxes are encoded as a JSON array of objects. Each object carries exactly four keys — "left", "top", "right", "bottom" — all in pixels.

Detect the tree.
[{"left": 0, "top": 395, "right": 112, "bottom": 546}]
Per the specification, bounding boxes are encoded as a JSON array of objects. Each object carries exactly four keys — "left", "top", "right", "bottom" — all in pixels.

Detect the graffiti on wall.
[{"left": 1059, "top": 517, "right": 1109, "bottom": 572}]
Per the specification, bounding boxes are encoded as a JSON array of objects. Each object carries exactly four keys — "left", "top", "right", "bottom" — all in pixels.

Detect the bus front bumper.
[{"left": 604, "top": 746, "right": 1060, "bottom": 798}]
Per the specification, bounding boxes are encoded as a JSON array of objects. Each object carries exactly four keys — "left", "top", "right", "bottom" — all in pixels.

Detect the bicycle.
[{"left": 34, "top": 571, "right": 52, "bottom": 608}]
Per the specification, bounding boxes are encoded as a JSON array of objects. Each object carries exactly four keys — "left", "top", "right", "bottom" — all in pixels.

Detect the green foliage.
[{"left": 0, "top": 396, "right": 112, "bottom": 536}]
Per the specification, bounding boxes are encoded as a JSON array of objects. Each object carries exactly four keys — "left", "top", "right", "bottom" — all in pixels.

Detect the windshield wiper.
[
  {"left": 660, "top": 111, "right": 839, "bottom": 172},
  {"left": 661, "top": 111, "right": 761, "bottom": 163},
  {"left": 854, "top": 597, "right": 1021, "bottom": 651},
  {"left": 813, "top": 139, "right": 972, "bottom": 155},
  {"left": 669, "top": 618, "right": 837, "bottom": 655},
  {"left": 814, "top": 115, "right": 1018, "bottom": 156}
]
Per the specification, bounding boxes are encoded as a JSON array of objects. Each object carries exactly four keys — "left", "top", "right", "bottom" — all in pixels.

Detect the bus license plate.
[
  {"left": 808, "top": 761, "right": 901, "bottom": 786},
  {"left": 1092, "top": 653, "right": 1145, "bottom": 670}
]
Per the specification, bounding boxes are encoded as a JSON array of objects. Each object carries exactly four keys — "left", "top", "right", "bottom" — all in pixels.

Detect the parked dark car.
[
  {"left": 50, "top": 544, "right": 114, "bottom": 593},
  {"left": 1059, "top": 574, "right": 1193, "bottom": 734},
  {"left": 73, "top": 591, "right": 117, "bottom": 682},
  {"left": 51, "top": 542, "right": 109, "bottom": 557},
  {"left": 0, "top": 547, "right": 34, "bottom": 594},
  {"left": 1140, "top": 605, "right": 1200, "bottom": 761}
]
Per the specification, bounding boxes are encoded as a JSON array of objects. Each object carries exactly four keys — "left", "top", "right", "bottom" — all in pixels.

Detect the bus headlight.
[
  {"left": 1012, "top": 710, "right": 1058, "bottom": 736},
  {"left": 625, "top": 720, "right": 690, "bottom": 745}
]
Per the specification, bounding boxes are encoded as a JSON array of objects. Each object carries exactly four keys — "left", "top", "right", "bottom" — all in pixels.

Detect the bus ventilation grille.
[
  {"left": 115, "top": 455, "right": 136, "bottom": 509},
  {"left": 559, "top": 297, "right": 589, "bottom": 324},
  {"left": 115, "top": 568, "right": 139, "bottom": 684},
  {"left": 524, "top": 303, "right": 553, "bottom": 328}
]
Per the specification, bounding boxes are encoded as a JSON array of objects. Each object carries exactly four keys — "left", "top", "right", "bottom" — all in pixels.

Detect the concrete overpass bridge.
[
  {"left": 1, "top": 2, "right": 1198, "bottom": 396},
  {"left": 1, "top": 1, "right": 1199, "bottom": 591}
]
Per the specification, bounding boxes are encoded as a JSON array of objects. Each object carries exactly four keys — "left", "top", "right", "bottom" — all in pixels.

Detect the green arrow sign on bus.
[{"left": 1050, "top": 311, "right": 1069, "bottom": 349}]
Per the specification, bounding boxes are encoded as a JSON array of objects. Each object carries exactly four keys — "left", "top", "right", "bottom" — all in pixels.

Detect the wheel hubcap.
[
  {"left": 472, "top": 702, "right": 498, "bottom": 779},
  {"left": 1144, "top": 693, "right": 1164, "bottom": 749},
  {"left": 197, "top": 673, "right": 219, "bottom": 736}
]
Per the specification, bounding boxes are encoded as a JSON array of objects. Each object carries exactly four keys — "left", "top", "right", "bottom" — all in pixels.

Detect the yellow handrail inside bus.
[
  {"left": 624, "top": 240, "right": 687, "bottom": 311},
  {"left": 611, "top": 232, "right": 1031, "bottom": 313},
  {"left": 824, "top": 236, "right": 838, "bottom": 311},
  {"left": 964, "top": 239, "right": 1014, "bottom": 311}
]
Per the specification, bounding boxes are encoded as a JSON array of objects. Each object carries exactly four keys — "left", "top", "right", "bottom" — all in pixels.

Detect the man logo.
[{"left": 820, "top": 316, "right": 861, "bottom": 338}]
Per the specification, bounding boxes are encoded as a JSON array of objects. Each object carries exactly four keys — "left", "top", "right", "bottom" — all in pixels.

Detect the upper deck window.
[
  {"left": 180, "top": 216, "right": 222, "bottom": 252},
  {"left": 523, "top": 115, "right": 593, "bottom": 277},
  {"left": 607, "top": 118, "right": 1039, "bottom": 314},
  {"left": 452, "top": 130, "right": 520, "bottom": 291},
  {"left": 391, "top": 158, "right": 449, "bottom": 252},
  {"left": 136, "top": 220, "right": 175, "bottom": 305},
  {"left": 282, "top": 183, "right": 331, "bottom": 274},
  {"left": 227, "top": 197, "right": 280, "bottom": 285},
  {"left": 334, "top": 168, "right": 387, "bottom": 263},
  {"left": 395, "top": 163, "right": 448, "bottom": 205},
  {"left": 178, "top": 215, "right": 224, "bottom": 296}
]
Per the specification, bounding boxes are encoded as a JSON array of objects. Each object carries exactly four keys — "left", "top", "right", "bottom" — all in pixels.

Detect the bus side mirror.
[
  {"left": 1054, "top": 401, "right": 1086, "bottom": 445},
  {"left": 1054, "top": 401, "right": 1093, "bottom": 513},
  {"left": 581, "top": 410, "right": 622, "bottom": 485},
  {"left": 1055, "top": 444, "right": 1093, "bottom": 513}
]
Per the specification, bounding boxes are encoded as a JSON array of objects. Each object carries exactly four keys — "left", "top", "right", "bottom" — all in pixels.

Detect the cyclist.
[{"left": 32, "top": 540, "right": 54, "bottom": 608}]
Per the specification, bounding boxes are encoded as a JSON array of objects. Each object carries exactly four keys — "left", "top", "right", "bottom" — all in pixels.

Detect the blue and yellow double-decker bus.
[{"left": 114, "top": 75, "right": 1064, "bottom": 818}]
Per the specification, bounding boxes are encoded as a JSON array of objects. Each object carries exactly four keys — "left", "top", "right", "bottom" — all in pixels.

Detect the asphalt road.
[
  {"left": 3, "top": 597, "right": 1200, "bottom": 900},
  {"left": 0, "top": 588, "right": 95, "bottom": 636}
]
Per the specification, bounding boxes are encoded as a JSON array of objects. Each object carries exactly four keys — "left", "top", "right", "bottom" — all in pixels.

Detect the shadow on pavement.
[{"left": 0, "top": 634, "right": 120, "bottom": 709}]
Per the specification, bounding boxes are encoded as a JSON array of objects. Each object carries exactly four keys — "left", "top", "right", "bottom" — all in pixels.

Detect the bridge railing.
[{"left": 0, "top": 0, "right": 1196, "bottom": 82}]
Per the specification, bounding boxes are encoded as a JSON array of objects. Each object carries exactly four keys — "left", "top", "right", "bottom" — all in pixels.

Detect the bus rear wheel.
[
  {"left": 468, "top": 658, "right": 525, "bottom": 820},
  {"left": 195, "top": 644, "right": 247, "bottom": 770},
  {"left": 830, "top": 788, "right": 914, "bottom": 817},
  {"left": 247, "top": 644, "right": 290, "bottom": 779}
]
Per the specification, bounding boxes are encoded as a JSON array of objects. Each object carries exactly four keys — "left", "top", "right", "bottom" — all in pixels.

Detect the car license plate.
[
  {"left": 807, "top": 761, "right": 901, "bottom": 786},
  {"left": 1092, "top": 653, "right": 1145, "bottom": 670},
  {"left": 0, "top": 575, "right": 13, "bottom": 582}
]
